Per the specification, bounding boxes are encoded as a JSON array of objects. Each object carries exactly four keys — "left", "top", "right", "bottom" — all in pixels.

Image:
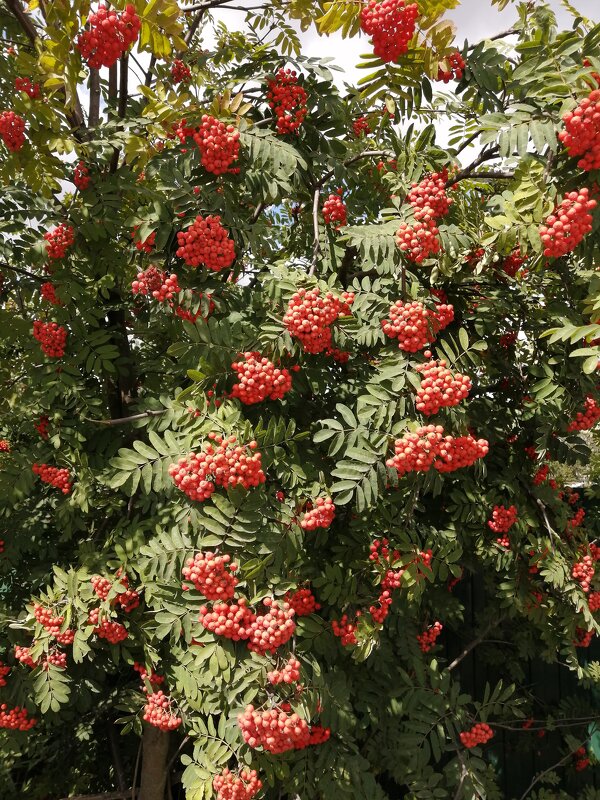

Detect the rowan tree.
[{"left": 1, "top": 0, "right": 600, "bottom": 799}]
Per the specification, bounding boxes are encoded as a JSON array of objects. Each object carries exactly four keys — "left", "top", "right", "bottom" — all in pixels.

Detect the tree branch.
[
  {"left": 89, "top": 69, "right": 101, "bottom": 127},
  {"left": 308, "top": 187, "right": 321, "bottom": 276},
  {"left": 118, "top": 54, "right": 129, "bottom": 118},
  {"left": 145, "top": 54, "right": 157, "bottom": 87},
  {"left": 448, "top": 146, "right": 501, "bottom": 186},
  {"left": 518, "top": 740, "right": 589, "bottom": 800},
  {"left": 448, "top": 617, "right": 502, "bottom": 671},
  {"left": 318, "top": 149, "right": 394, "bottom": 189},
  {"left": 83, "top": 409, "right": 168, "bottom": 426},
  {"left": 59, "top": 792, "right": 138, "bottom": 800},
  {"left": 0, "top": 262, "right": 45, "bottom": 282}
]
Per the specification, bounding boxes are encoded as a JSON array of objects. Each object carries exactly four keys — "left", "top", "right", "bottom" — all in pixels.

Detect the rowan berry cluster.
[
  {"left": 171, "top": 59, "right": 191, "bottom": 85},
  {"left": 213, "top": 768, "right": 262, "bottom": 800},
  {"left": 574, "top": 627, "right": 594, "bottom": 648},
  {"left": 247, "top": 599, "right": 296, "bottom": 655},
  {"left": 33, "top": 604, "right": 75, "bottom": 644},
  {"left": 131, "top": 267, "right": 180, "bottom": 302},
  {"left": 459, "top": 723, "right": 494, "bottom": 748},
  {"left": 88, "top": 608, "right": 128, "bottom": 643},
  {"left": 0, "top": 110, "right": 26, "bottom": 152},
  {"left": 322, "top": 194, "right": 348, "bottom": 228},
  {"left": 44, "top": 649, "right": 67, "bottom": 669},
  {"left": 488, "top": 505, "right": 518, "bottom": 534},
  {"left": 268, "top": 656, "right": 301, "bottom": 685},
  {"left": 191, "top": 116, "right": 240, "bottom": 175},
  {"left": 181, "top": 551, "right": 238, "bottom": 600},
  {"left": 437, "top": 51, "right": 465, "bottom": 82},
  {"left": 572, "top": 555, "right": 594, "bottom": 592},
  {"left": 353, "top": 116, "right": 371, "bottom": 137},
  {"left": 32, "top": 463, "right": 72, "bottom": 494},
  {"left": 230, "top": 352, "right": 292, "bottom": 404},
  {"left": 76, "top": 3, "right": 141, "bottom": 69},
  {"left": 238, "top": 705, "right": 327, "bottom": 753},
  {"left": 33, "top": 321, "right": 67, "bottom": 358},
  {"left": 417, "top": 621, "right": 443, "bottom": 652},
  {"left": 266, "top": 68, "right": 308, "bottom": 134},
  {"left": 567, "top": 395, "right": 600, "bottom": 431},
  {"left": 15, "top": 77, "right": 40, "bottom": 98},
  {"left": 369, "top": 590, "right": 393, "bottom": 624},
  {"left": 588, "top": 591, "right": 600, "bottom": 612},
  {"left": 91, "top": 573, "right": 139, "bottom": 612},
  {"left": 501, "top": 249, "right": 526, "bottom": 277},
  {"left": 44, "top": 224, "right": 75, "bottom": 259},
  {"left": 332, "top": 613, "right": 361, "bottom": 646},
  {"left": 387, "top": 425, "right": 488, "bottom": 476},
  {"left": 532, "top": 464, "right": 549, "bottom": 486},
  {"left": 169, "top": 436, "right": 265, "bottom": 502},
  {"left": 133, "top": 662, "right": 164, "bottom": 688},
  {"left": 14, "top": 645, "right": 36, "bottom": 668},
  {"left": 132, "top": 226, "right": 155, "bottom": 253},
  {"left": 539, "top": 189, "right": 596, "bottom": 258},
  {"left": 0, "top": 705, "right": 36, "bottom": 731},
  {"left": 415, "top": 358, "right": 471, "bottom": 415},
  {"left": 199, "top": 598, "right": 257, "bottom": 641},
  {"left": 176, "top": 214, "right": 235, "bottom": 271},
  {"left": 574, "top": 746, "right": 590, "bottom": 771},
  {"left": 407, "top": 170, "right": 453, "bottom": 219},
  {"left": 300, "top": 497, "right": 335, "bottom": 530},
  {"left": 0, "top": 440, "right": 10, "bottom": 452},
  {"left": 568, "top": 507, "right": 586, "bottom": 529},
  {"left": 0, "top": 661, "right": 9, "bottom": 686},
  {"left": 360, "top": 0, "right": 419, "bottom": 63},
  {"left": 40, "top": 282, "right": 62, "bottom": 306},
  {"left": 73, "top": 161, "right": 90, "bottom": 191},
  {"left": 285, "top": 588, "right": 321, "bottom": 616},
  {"left": 382, "top": 300, "right": 454, "bottom": 352},
  {"left": 36, "top": 415, "right": 49, "bottom": 439},
  {"left": 396, "top": 213, "right": 441, "bottom": 263},
  {"left": 143, "top": 690, "right": 182, "bottom": 731},
  {"left": 283, "top": 287, "right": 354, "bottom": 354},
  {"left": 559, "top": 89, "right": 600, "bottom": 171}
]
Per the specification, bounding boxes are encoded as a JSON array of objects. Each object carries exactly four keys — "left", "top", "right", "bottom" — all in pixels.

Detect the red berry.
[
  {"left": 267, "top": 68, "right": 308, "bottom": 134},
  {"left": 360, "top": 0, "right": 419, "bottom": 63}
]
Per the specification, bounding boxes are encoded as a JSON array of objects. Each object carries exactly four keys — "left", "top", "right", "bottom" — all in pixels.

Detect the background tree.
[{"left": 1, "top": 0, "right": 600, "bottom": 799}]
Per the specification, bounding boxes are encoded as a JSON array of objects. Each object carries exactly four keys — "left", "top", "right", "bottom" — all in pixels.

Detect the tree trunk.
[{"left": 138, "top": 725, "right": 170, "bottom": 800}]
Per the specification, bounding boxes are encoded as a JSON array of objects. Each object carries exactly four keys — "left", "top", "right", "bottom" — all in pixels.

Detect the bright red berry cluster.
[
  {"left": 0, "top": 110, "right": 26, "bottom": 152},
  {"left": 238, "top": 705, "right": 327, "bottom": 753},
  {"left": 386, "top": 425, "right": 489, "bottom": 476},
  {"left": 397, "top": 169, "right": 453, "bottom": 262},
  {"left": 76, "top": 3, "right": 141, "bottom": 69},
  {"left": 0, "top": 440, "right": 10, "bottom": 452},
  {"left": 567, "top": 395, "right": 600, "bottom": 431},
  {"left": 459, "top": 723, "right": 494, "bottom": 748},
  {"left": 332, "top": 613, "right": 361, "bottom": 646},
  {"left": 417, "top": 621, "right": 443, "bottom": 652},
  {"left": 132, "top": 226, "right": 155, "bottom": 253},
  {"left": 268, "top": 656, "right": 301, "bottom": 685},
  {"left": 198, "top": 598, "right": 257, "bottom": 641},
  {"left": 369, "top": 590, "right": 393, "bottom": 624},
  {"left": 246, "top": 599, "right": 296, "bottom": 655},
  {"left": 182, "top": 551, "right": 238, "bottom": 600},
  {"left": 131, "top": 267, "right": 180, "bottom": 302},
  {"left": 382, "top": 300, "right": 454, "bottom": 352},
  {"left": 191, "top": 115, "right": 240, "bottom": 175},
  {"left": 574, "top": 746, "right": 590, "bottom": 771},
  {"left": 322, "top": 194, "right": 348, "bottom": 229},
  {"left": 0, "top": 661, "right": 9, "bottom": 686},
  {"left": 73, "top": 161, "right": 90, "bottom": 191},
  {"left": 415, "top": 358, "right": 471, "bottom": 415},
  {"left": 539, "top": 189, "right": 596, "bottom": 258},
  {"left": 213, "top": 768, "right": 262, "bottom": 800},
  {"left": 285, "top": 588, "right": 321, "bottom": 616},
  {"left": 501, "top": 249, "right": 526, "bottom": 277},
  {"left": 568, "top": 507, "right": 586, "bottom": 529},
  {"left": 267, "top": 68, "right": 308, "bottom": 134},
  {"left": 572, "top": 555, "right": 594, "bottom": 592},
  {"left": 488, "top": 505, "right": 518, "bottom": 534},
  {"left": 407, "top": 169, "right": 453, "bottom": 219},
  {"left": 169, "top": 436, "right": 265, "bottom": 502},
  {"left": 300, "top": 497, "right": 335, "bottom": 530},
  {"left": 575, "top": 627, "right": 594, "bottom": 648},
  {"left": 230, "top": 352, "right": 292, "bottom": 404},
  {"left": 33, "top": 604, "right": 75, "bottom": 644},
  {"left": 91, "top": 572, "right": 139, "bottom": 612},
  {"left": 40, "top": 282, "right": 62, "bottom": 306},
  {"left": 532, "top": 463, "right": 549, "bottom": 485},
  {"left": 437, "top": 51, "right": 465, "bottom": 82},
  {"left": 44, "top": 224, "right": 75, "bottom": 259},
  {"left": 15, "top": 77, "right": 40, "bottom": 98},
  {"left": 14, "top": 645, "right": 36, "bottom": 668},
  {"left": 35, "top": 415, "right": 49, "bottom": 439},
  {"left": 360, "top": 0, "right": 419, "bottom": 63},
  {"left": 88, "top": 608, "right": 128, "bottom": 643},
  {"left": 133, "top": 662, "right": 164, "bottom": 688},
  {"left": 32, "top": 463, "right": 72, "bottom": 494},
  {"left": 143, "top": 690, "right": 182, "bottom": 731},
  {"left": 559, "top": 89, "right": 600, "bottom": 171},
  {"left": 44, "top": 649, "right": 67, "bottom": 670},
  {"left": 353, "top": 116, "right": 371, "bottom": 137},
  {"left": 176, "top": 214, "right": 235, "bottom": 271},
  {"left": 171, "top": 59, "right": 191, "bottom": 85},
  {"left": 33, "top": 321, "right": 67, "bottom": 357},
  {"left": 0, "top": 705, "right": 36, "bottom": 731},
  {"left": 588, "top": 591, "right": 600, "bottom": 612},
  {"left": 283, "top": 287, "right": 354, "bottom": 354}
]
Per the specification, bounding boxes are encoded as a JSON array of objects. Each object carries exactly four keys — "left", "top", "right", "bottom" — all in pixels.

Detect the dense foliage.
[{"left": 1, "top": 0, "right": 600, "bottom": 798}]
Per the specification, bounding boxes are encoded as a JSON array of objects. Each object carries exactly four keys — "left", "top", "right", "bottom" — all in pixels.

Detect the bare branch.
[
  {"left": 83, "top": 409, "right": 168, "bottom": 426},
  {"left": 250, "top": 202, "right": 266, "bottom": 224},
  {"left": 518, "top": 740, "right": 589, "bottom": 800},
  {"left": 59, "top": 792, "right": 138, "bottom": 800},
  {"left": 0, "top": 262, "right": 44, "bottom": 282},
  {"left": 118, "top": 54, "right": 129, "bottom": 118},
  {"left": 89, "top": 69, "right": 101, "bottom": 127},
  {"left": 145, "top": 54, "right": 157, "bottom": 88},
  {"left": 448, "top": 617, "right": 502, "bottom": 671},
  {"left": 448, "top": 146, "right": 501, "bottom": 186},
  {"left": 308, "top": 187, "right": 321, "bottom": 276}
]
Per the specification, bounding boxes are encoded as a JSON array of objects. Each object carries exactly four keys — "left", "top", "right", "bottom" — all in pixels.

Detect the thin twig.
[
  {"left": 448, "top": 146, "right": 500, "bottom": 186},
  {"left": 518, "top": 740, "right": 589, "bottom": 800},
  {"left": 0, "top": 262, "right": 44, "bottom": 282},
  {"left": 308, "top": 187, "right": 321, "bottom": 276},
  {"left": 250, "top": 202, "right": 266, "bottom": 224},
  {"left": 83, "top": 409, "right": 168, "bottom": 426},
  {"left": 59, "top": 792, "right": 138, "bottom": 800},
  {"left": 318, "top": 149, "right": 393, "bottom": 189},
  {"left": 448, "top": 618, "right": 502, "bottom": 671}
]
